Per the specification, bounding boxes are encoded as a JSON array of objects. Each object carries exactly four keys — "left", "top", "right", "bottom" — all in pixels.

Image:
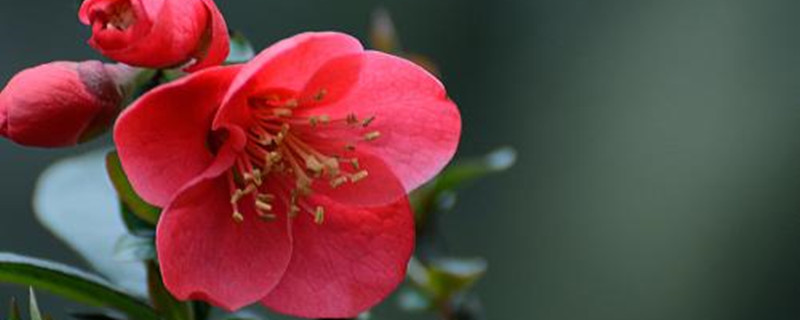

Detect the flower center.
[
  {"left": 227, "top": 89, "right": 380, "bottom": 224},
  {"left": 93, "top": 0, "right": 137, "bottom": 31}
]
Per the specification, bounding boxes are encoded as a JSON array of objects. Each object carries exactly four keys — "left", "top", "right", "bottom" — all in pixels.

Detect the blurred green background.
[{"left": 4, "top": 0, "right": 800, "bottom": 319}]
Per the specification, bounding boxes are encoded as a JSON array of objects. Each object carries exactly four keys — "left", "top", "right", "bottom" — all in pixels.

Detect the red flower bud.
[
  {"left": 78, "top": 0, "right": 230, "bottom": 72},
  {"left": 0, "top": 61, "right": 127, "bottom": 147}
]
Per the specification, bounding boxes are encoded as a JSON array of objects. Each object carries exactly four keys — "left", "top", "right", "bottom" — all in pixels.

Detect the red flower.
[
  {"left": 115, "top": 32, "right": 461, "bottom": 318},
  {"left": 79, "top": 0, "right": 229, "bottom": 72},
  {"left": 1, "top": 61, "right": 128, "bottom": 147}
]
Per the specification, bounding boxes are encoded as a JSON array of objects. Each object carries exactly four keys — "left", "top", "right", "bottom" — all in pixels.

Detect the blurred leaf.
[
  {"left": 405, "top": 54, "right": 440, "bottom": 78},
  {"left": 411, "top": 147, "right": 517, "bottom": 221},
  {"left": 33, "top": 149, "right": 148, "bottom": 296},
  {"left": 397, "top": 287, "right": 433, "bottom": 312},
  {"left": 370, "top": 7, "right": 400, "bottom": 53},
  {"left": 9, "top": 297, "right": 21, "bottom": 320},
  {"left": 226, "top": 32, "right": 255, "bottom": 64},
  {"left": 369, "top": 7, "right": 440, "bottom": 76},
  {"left": 28, "top": 288, "right": 42, "bottom": 320},
  {"left": 106, "top": 151, "right": 160, "bottom": 225},
  {"left": 407, "top": 257, "right": 487, "bottom": 303},
  {"left": 0, "top": 253, "right": 158, "bottom": 320},
  {"left": 427, "top": 258, "right": 488, "bottom": 297},
  {"left": 192, "top": 302, "right": 211, "bottom": 320},
  {"left": 114, "top": 235, "right": 155, "bottom": 262},
  {"left": 120, "top": 68, "right": 159, "bottom": 106},
  {"left": 356, "top": 312, "right": 372, "bottom": 320},
  {"left": 209, "top": 308, "right": 265, "bottom": 320},
  {"left": 434, "top": 147, "right": 517, "bottom": 192},
  {"left": 147, "top": 261, "right": 192, "bottom": 320},
  {"left": 70, "top": 313, "right": 123, "bottom": 320}
]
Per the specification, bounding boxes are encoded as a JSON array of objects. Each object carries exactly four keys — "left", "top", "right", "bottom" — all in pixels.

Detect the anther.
[
  {"left": 268, "top": 151, "right": 282, "bottom": 164},
  {"left": 258, "top": 212, "right": 278, "bottom": 221},
  {"left": 351, "top": 170, "right": 369, "bottom": 183},
  {"left": 256, "top": 200, "right": 273, "bottom": 212},
  {"left": 364, "top": 131, "right": 381, "bottom": 141},
  {"left": 232, "top": 211, "right": 245, "bottom": 223},
  {"left": 349, "top": 158, "right": 360, "bottom": 169},
  {"left": 273, "top": 108, "right": 293, "bottom": 117},
  {"left": 319, "top": 115, "right": 331, "bottom": 124},
  {"left": 305, "top": 157, "right": 325, "bottom": 174},
  {"left": 344, "top": 143, "right": 356, "bottom": 151},
  {"left": 346, "top": 113, "right": 359, "bottom": 125},
  {"left": 330, "top": 176, "right": 348, "bottom": 188},
  {"left": 257, "top": 193, "right": 275, "bottom": 202},
  {"left": 313, "top": 89, "right": 328, "bottom": 101},
  {"left": 362, "top": 116, "right": 376, "bottom": 127},
  {"left": 284, "top": 99, "right": 299, "bottom": 108},
  {"left": 313, "top": 206, "right": 325, "bottom": 225}
]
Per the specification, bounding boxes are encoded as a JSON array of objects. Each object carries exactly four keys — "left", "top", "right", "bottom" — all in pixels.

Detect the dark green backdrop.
[{"left": 3, "top": 0, "right": 800, "bottom": 319}]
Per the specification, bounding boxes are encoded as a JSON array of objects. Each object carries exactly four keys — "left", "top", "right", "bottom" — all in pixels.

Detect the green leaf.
[
  {"left": 433, "top": 147, "right": 517, "bottom": 193},
  {"left": 70, "top": 313, "right": 124, "bottom": 320},
  {"left": 411, "top": 147, "right": 517, "bottom": 220},
  {"left": 106, "top": 151, "right": 161, "bottom": 225},
  {"left": 427, "top": 258, "right": 487, "bottom": 296},
  {"left": 33, "top": 149, "right": 147, "bottom": 296},
  {"left": 8, "top": 297, "right": 21, "bottom": 320},
  {"left": 0, "top": 253, "right": 159, "bottom": 320},
  {"left": 120, "top": 202, "right": 156, "bottom": 237},
  {"left": 114, "top": 234, "right": 156, "bottom": 262},
  {"left": 226, "top": 32, "right": 255, "bottom": 64},
  {"left": 28, "top": 288, "right": 42, "bottom": 320},
  {"left": 147, "top": 262, "right": 192, "bottom": 320},
  {"left": 407, "top": 257, "right": 487, "bottom": 303}
]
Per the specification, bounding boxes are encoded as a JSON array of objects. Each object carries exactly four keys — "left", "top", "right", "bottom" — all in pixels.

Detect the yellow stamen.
[
  {"left": 232, "top": 211, "right": 245, "bottom": 223},
  {"left": 314, "top": 206, "right": 325, "bottom": 225},
  {"left": 256, "top": 200, "right": 273, "bottom": 212},
  {"left": 351, "top": 170, "right": 369, "bottom": 183},
  {"left": 330, "top": 176, "right": 348, "bottom": 188},
  {"left": 319, "top": 115, "right": 331, "bottom": 124},
  {"left": 313, "top": 89, "right": 328, "bottom": 101},
  {"left": 364, "top": 131, "right": 381, "bottom": 141},
  {"left": 362, "top": 116, "right": 376, "bottom": 127},
  {"left": 284, "top": 99, "right": 299, "bottom": 108},
  {"left": 274, "top": 108, "right": 293, "bottom": 117},
  {"left": 346, "top": 113, "right": 359, "bottom": 125}
]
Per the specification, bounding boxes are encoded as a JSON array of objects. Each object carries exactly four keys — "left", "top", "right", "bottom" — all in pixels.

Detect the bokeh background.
[{"left": 4, "top": 0, "right": 800, "bottom": 319}]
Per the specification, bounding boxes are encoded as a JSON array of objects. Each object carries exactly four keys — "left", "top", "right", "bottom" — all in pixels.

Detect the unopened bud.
[{"left": 0, "top": 61, "right": 133, "bottom": 147}]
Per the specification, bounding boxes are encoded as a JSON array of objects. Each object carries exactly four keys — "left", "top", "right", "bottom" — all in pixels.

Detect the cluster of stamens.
[
  {"left": 227, "top": 88, "right": 380, "bottom": 225},
  {"left": 98, "top": 1, "right": 136, "bottom": 31}
]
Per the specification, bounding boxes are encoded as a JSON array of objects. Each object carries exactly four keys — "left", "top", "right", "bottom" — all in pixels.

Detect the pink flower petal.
[
  {"left": 183, "top": 0, "right": 230, "bottom": 72},
  {"left": 158, "top": 175, "right": 293, "bottom": 311},
  {"left": 214, "top": 32, "right": 363, "bottom": 130},
  {"left": 114, "top": 65, "right": 240, "bottom": 207},
  {"left": 301, "top": 51, "right": 462, "bottom": 191},
  {"left": 261, "top": 195, "right": 414, "bottom": 318},
  {"left": 0, "top": 101, "right": 7, "bottom": 137}
]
